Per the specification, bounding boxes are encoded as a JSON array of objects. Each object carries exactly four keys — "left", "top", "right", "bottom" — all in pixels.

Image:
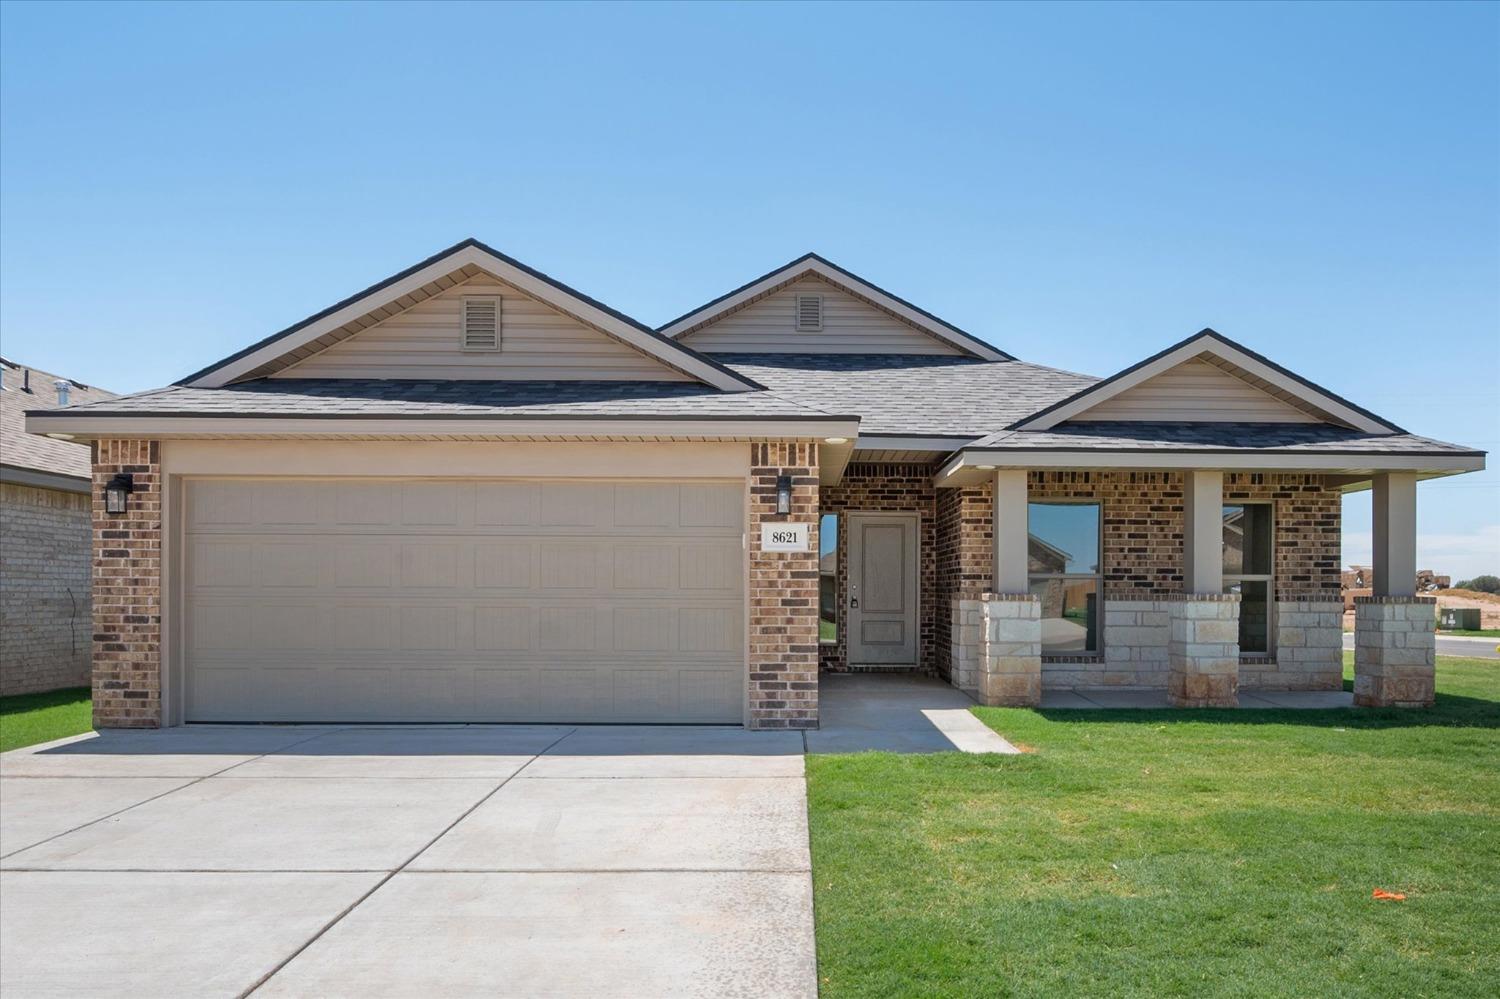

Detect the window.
[
  {"left": 794, "top": 294, "right": 824, "bottom": 332},
  {"left": 1222, "top": 503, "right": 1273, "bottom": 653},
  {"left": 819, "top": 513, "right": 838, "bottom": 644},
  {"left": 461, "top": 296, "right": 501, "bottom": 351},
  {"left": 1027, "top": 502, "right": 1101, "bottom": 654}
]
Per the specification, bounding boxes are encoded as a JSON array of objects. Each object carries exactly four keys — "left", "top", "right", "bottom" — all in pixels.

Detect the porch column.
[
  {"left": 1355, "top": 473, "right": 1434, "bottom": 707},
  {"left": 977, "top": 469, "right": 1040, "bottom": 706},
  {"left": 991, "top": 469, "right": 1029, "bottom": 594},
  {"left": 1182, "top": 470, "right": 1224, "bottom": 592},
  {"left": 1169, "top": 470, "right": 1239, "bottom": 707}
]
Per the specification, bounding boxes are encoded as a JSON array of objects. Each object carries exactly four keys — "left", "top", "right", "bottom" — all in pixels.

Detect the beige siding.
[
  {"left": 679, "top": 276, "right": 963, "bottom": 355},
  {"left": 1072, "top": 358, "right": 1320, "bottom": 423},
  {"left": 272, "top": 276, "right": 691, "bottom": 381}
]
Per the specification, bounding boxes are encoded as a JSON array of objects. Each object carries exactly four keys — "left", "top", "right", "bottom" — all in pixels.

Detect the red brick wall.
[
  {"left": 819, "top": 463, "right": 937, "bottom": 672},
  {"left": 933, "top": 470, "right": 1341, "bottom": 677},
  {"left": 1029, "top": 471, "right": 1184, "bottom": 596},
  {"left": 748, "top": 441, "right": 820, "bottom": 729},
  {"left": 933, "top": 482, "right": 993, "bottom": 679},
  {"left": 1224, "top": 473, "right": 1342, "bottom": 599},
  {"left": 91, "top": 440, "right": 162, "bottom": 728}
]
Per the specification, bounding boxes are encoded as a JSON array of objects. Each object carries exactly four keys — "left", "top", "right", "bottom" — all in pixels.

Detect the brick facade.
[
  {"left": 0, "top": 482, "right": 92, "bottom": 695},
  {"left": 818, "top": 463, "right": 936, "bottom": 672},
  {"left": 933, "top": 470, "right": 1343, "bottom": 689},
  {"left": 933, "top": 482, "right": 992, "bottom": 679},
  {"left": 1223, "top": 473, "right": 1342, "bottom": 600},
  {"left": 1029, "top": 471, "right": 1184, "bottom": 595},
  {"left": 91, "top": 440, "right": 162, "bottom": 728},
  {"left": 748, "top": 441, "right": 820, "bottom": 729}
]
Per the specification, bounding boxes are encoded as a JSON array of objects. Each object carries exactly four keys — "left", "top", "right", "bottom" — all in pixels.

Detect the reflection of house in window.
[{"left": 1026, "top": 502, "right": 1102, "bottom": 655}]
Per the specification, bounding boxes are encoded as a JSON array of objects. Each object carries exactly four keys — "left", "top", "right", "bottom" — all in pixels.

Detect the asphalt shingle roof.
[
  {"left": 1, "top": 360, "right": 115, "bottom": 478},
  {"left": 28, "top": 357, "right": 1480, "bottom": 461},
  {"left": 711, "top": 354, "right": 1098, "bottom": 435},
  {"left": 43, "top": 378, "right": 845, "bottom": 419},
  {"left": 969, "top": 422, "right": 1482, "bottom": 455}
]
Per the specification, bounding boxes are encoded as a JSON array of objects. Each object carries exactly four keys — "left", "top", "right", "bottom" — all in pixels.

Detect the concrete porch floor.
[
  {"left": 809, "top": 673, "right": 1021, "bottom": 754},
  {"left": 1040, "top": 687, "right": 1355, "bottom": 709}
]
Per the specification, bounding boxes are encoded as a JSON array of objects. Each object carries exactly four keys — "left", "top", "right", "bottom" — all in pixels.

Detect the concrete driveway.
[{"left": 0, "top": 724, "right": 814, "bottom": 998}]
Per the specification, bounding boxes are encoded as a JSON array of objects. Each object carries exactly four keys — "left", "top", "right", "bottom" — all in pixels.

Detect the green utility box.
[{"left": 1438, "top": 607, "right": 1481, "bottom": 631}]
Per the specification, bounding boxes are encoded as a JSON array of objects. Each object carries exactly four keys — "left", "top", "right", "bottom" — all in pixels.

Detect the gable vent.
[
  {"left": 794, "top": 294, "right": 823, "bottom": 332},
  {"left": 461, "top": 297, "right": 501, "bottom": 351}
]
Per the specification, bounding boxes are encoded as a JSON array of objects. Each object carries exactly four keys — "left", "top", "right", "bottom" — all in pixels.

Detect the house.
[
  {"left": 2, "top": 358, "right": 115, "bottom": 694},
  {"left": 25, "top": 240, "right": 1486, "bottom": 728}
]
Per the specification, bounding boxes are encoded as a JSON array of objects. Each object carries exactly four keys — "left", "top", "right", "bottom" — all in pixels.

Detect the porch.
[{"left": 817, "top": 461, "right": 1438, "bottom": 711}]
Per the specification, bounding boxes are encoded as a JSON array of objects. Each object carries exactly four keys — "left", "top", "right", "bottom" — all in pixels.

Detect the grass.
[
  {"left": 1439, "top": 629, "right": 1500, "bottom": 638},
  {"left": 807, "top": 655, "right": 1500, "bottom": 997},
  {"left": 821, "top": 619, "right": 838, "bottom": 642},
  {"left": 0, "top": 687, "right": 93, "bottom": 753}
]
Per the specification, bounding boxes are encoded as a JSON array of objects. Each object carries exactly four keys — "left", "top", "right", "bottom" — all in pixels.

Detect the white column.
[
  {"left": 1372, "top": 472, "right": 1417, "bottom": 597},
  {"left": 1182, "top": 470, "right": 1224, "bottom": 593},
  {"left": 992, "top": 469, "right": 1029, "bottom": 594}
]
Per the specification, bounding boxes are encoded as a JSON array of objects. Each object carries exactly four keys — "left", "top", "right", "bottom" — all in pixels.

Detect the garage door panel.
[
  {"left": 539, "top": 483, "right": 606, "bottom": 527},
  {"left": 334, "top": 543, "right": 398, "bottom": 587},
  {"left": 400, "top": 544, "right": 462, "bottom": 588},
  {"left": 183, "top": 479, "right": 745, "bottom": 724},
  {"left": 401, "top": 482, "right": 461, "bottom": 525},
  {"left": 334, "top": 483, "right": 398, "bottom": 525},
  {"left": 475, "top": 543, "right": 534, "bottom": 589}
]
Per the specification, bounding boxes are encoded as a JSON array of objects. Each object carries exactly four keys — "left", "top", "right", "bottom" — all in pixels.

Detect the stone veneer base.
[
  {"left": 1353, "top": 596, "right": 1435, "bottom": 708},
  {"left": 1167, "top": 594, "right": 1241, "bottom": 708}
]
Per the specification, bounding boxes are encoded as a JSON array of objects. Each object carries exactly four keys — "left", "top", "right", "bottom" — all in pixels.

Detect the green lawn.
[
  {"left": 807, "top": 656, "right": 1500, "bottom": 997},
  {"left": 1439, "top": 629, "right": 1500, "bottom": 638},
  {"left": 0, "top": 687, "right": 93, "bottom": 753}
]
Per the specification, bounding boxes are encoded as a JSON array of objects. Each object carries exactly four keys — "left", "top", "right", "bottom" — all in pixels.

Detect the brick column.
[
  {"left": 1353, "top": 595, "right": 1435, "bottom": 708},
  {"left": 748, "top": 441, "right": 819, "bottom": 730},
  {"left": 92, "top": 440, "right": 162, "bottom": 728},
  {"left": 1167, "top": 593, "right": 1240, "bottom": 708},
  {"left": 978, "top": 594, "right": 1041, "bottom": 707}
]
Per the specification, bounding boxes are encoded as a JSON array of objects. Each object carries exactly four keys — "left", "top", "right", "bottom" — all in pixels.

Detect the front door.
[{"left": 847, "top": 512, "right": 919, "bottom": 665}]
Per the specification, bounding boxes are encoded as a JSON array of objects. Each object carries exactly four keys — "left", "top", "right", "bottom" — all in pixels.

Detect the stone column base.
[
  {"left": 950, "top": 596, "right": 985, "bottom": 696},
  {"left": 1353, "top": 596, "right": 1435, "bottom": 708},
  {"left": 978, "top": 594, "right": 1041, "bottom": 707},
  {"left": 1167, "top": 594, "right": 1240, "bottom": 708}
]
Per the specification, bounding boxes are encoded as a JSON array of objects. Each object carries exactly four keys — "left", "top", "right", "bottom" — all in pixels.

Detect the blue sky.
[{"left": 2, "top": 1, "right": 1496, "bottom": 578}]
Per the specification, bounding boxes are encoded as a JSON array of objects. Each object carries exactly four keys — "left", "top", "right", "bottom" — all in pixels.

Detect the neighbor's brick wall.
[
  {"left": 0, "top": 482, "right": 92, "bottom": 695},
  {"left": 933, "top": 482, "right": 993, "bottom": 680},
  {"left": 819, "top": 463, "right": 936, "bottom": 673},
  {"left": 92, "top": 440, "right": 162, "bottom": 728},
  {"left": 748, "top": 441, "right": 820, "bottom": 729}
]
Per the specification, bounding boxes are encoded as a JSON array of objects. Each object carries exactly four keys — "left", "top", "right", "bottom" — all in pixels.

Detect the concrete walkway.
[{"left": 0, "top": 725, "right": 815, "bottom": 998}]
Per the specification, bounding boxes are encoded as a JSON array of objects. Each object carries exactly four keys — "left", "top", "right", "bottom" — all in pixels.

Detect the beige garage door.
[{"left": 182, "top": 478, "right": 745, "bottom": 723}]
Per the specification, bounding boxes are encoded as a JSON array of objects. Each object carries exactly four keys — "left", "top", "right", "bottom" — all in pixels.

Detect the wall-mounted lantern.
[
  {"left": 775, "top": 474, "right": 792, "bottom": 516},
  {"left": 104, "top": 473, "right": 134, "bottom": 515}
]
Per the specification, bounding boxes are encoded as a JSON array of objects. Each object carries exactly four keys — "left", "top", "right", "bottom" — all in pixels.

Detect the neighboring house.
[
  {"left": 1, "top": 359, "right": 115, "bottom": 694},
  {"left": 25, "top": 240, "right": 1486, "bottom": 729}
]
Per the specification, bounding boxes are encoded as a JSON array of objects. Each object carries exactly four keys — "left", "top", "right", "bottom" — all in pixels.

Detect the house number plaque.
[{"left": 760, "top": 522, "right": 811, "bottom": 552}]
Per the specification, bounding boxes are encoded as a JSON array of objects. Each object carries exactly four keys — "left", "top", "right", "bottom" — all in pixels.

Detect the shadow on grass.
[{"left": 1030, "top": 691, "right": 1499, "bottom": 729}]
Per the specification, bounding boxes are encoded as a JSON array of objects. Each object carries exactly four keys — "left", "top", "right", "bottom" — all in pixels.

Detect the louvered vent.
[
  {"left": 794, "top": 294, "right": 823, "bottom": 332},
  {"left": 462, "top": 297, "right": 501, "bottom": 351}
]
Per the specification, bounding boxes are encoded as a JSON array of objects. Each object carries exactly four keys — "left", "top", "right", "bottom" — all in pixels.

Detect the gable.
[
  {"left": 677, "top": 275, "right": 966, "bottom": 356},
  {"left": 182, "top": 239, "right": 757, "bottom": 391},
  {"left": 273, "top": 273, "right": 692, "bottom": 382},
  {"left": 1012, "top": 329, "right": 1401, "bottom": 434},
  {"left": 1067, "top": 357, "right": 1319, "bottom": 424}
]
